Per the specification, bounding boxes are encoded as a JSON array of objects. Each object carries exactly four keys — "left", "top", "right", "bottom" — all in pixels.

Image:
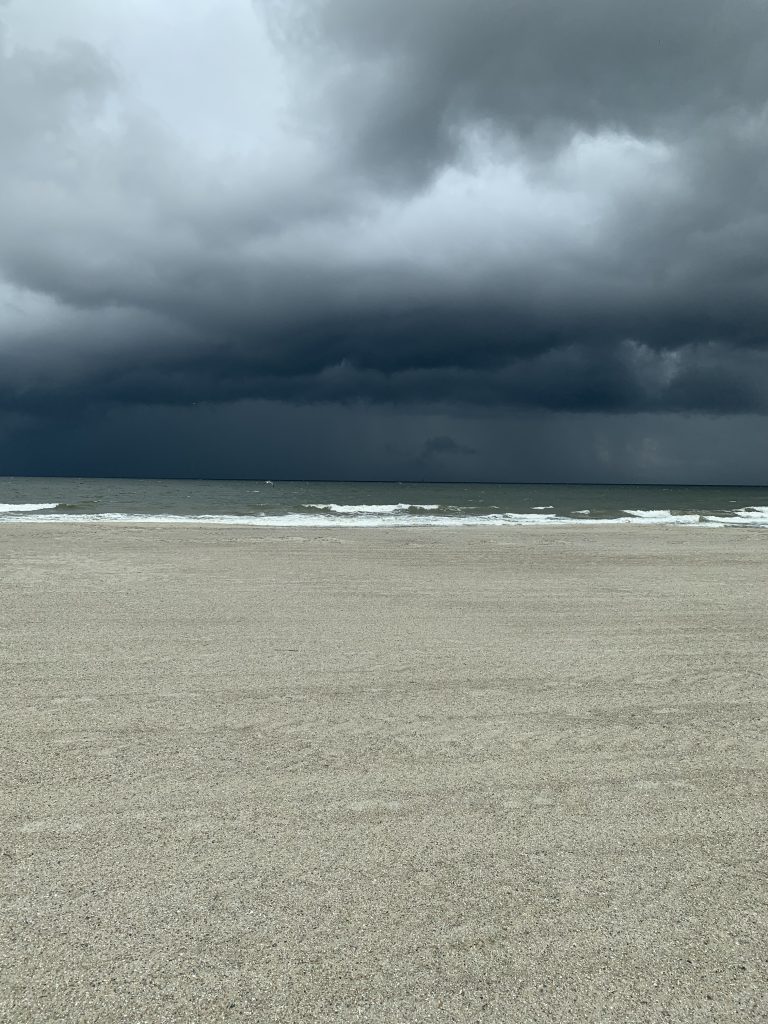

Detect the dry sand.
[{"left": 2, "top": 524, "right": 767, "bottom": 1022}]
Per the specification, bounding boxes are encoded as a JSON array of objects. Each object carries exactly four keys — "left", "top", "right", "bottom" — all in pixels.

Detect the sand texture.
[{"left": 2, "top": 524, "right": 767, "bottom": 1022}]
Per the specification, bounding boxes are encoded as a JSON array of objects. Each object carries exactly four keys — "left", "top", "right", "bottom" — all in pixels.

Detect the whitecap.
[
  {"left": 0, "top": 502, "right": 59, "bottom": 512},
  {"left": 2, "top": 506, "right": 763, "bottom": 528},
  {"left": 703, "top": 507, "right": 768, "bottom": 527},
  {"left": 303, "top": 503, "right": 440, "bottom": 513},
  {"left": 622, "top": 509, "right": 701, "bottom": 524}
]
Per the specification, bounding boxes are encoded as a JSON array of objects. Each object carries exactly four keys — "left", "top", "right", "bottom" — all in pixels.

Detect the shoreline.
[{"left": 1, "top": 518, "right": 767, "bottom": 529}]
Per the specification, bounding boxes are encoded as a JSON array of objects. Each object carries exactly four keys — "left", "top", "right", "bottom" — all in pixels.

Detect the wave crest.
[{"left": 0, "top": 502, "right": 59, "bottom": 512}]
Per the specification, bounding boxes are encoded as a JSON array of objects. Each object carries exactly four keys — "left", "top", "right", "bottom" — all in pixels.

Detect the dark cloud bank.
[{"left": 1, "top": 0, "right": 768, "bottom": 481}]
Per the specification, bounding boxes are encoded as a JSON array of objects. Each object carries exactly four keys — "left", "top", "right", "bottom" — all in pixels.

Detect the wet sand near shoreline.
[{"left": 2, "top": 524, "right": 767, "bottom": 1022}]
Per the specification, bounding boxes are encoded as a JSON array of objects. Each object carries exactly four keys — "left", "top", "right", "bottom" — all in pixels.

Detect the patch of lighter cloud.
[
  {"left": 3, "top": 0, "right": 292, "bottom": 161},
  {"left": 624, "top": 339, "right": 684, "bottom": 391},
  {"left": 289, "top": 128, "right": 685, "bottom": 299},
  {"left": 0, "top": 281, "right": 64, "bottom": 345}
]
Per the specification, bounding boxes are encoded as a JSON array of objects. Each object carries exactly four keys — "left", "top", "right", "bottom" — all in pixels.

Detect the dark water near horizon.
[{"left": 1, "top": 477, "right": 768, "bottom": 527}]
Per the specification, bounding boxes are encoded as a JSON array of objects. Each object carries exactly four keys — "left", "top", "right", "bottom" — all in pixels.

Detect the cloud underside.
[{"left": 1, "top": 0, "right": 768, "bottom": 478}]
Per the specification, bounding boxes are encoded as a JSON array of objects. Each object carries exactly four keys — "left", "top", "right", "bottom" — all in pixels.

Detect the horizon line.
[{"left": 1, "top": 474, "right": 766, "bottom": 488}]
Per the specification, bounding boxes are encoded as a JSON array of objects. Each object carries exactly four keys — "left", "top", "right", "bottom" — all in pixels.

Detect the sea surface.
[{"left": 1, "top": 478, "right": 768, "bottom": 527}]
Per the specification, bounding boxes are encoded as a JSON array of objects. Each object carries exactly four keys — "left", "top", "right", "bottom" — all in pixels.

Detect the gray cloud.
[
  {"left": 280, "top": 0, "right": 768, "bottom": 183},
  {"left": 1, "top": 0, "right": 768, "bottom": 480}
]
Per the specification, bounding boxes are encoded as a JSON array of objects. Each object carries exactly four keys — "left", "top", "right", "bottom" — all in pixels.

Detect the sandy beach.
[{"left": 2, "top": 524, "right": 767, "bottom": 1022}]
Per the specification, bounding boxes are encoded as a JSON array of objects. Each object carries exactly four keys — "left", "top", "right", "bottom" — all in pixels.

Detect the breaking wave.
[
  {"left": 303, "top": 503, "right": 440, "bottom": 513},
  {"left": 2, "top": 502, "right": 767, "bottom": 528},
  {"left": 0, "top": 502, "right": 59, "bottom": 513},
  {"left": 623, "top": 509, "right": 702, "bottom": 524}
]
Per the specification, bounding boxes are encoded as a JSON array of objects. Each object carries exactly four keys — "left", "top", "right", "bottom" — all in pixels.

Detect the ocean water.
[{"left": 1, "top": 477, "right": 768, "bottom": 527}]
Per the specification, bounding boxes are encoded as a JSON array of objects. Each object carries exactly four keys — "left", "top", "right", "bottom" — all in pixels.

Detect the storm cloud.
[{"left": 1, "top": 0, "right": 768, "bottom": 480}]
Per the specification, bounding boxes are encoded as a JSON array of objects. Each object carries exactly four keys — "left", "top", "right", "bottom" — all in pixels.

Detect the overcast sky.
[{"left": 2, "top": 0, "right": 768, "bottom": 482}]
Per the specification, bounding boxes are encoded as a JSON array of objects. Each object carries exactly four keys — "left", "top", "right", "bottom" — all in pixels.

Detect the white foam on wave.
[
  {"left": 3, "top": 507, "right": 767, "bottom": 528},
  {"left": 622, "top": 507, "right": 768, "bottom": 526},
  {"left": 0, "top": 510, "right": 567, "bottom": 527},
  {"left": 701, "top": 506, "right": 768, "bottom": 527},
  {"left": 572, "top": 509, "right": 591, "bottom": 515},
  {"left": 531, "top": 505, "right": 554, "bottom": 509},
  {"left": 0, "top": 502, "right": 59, "bottom": 512},
  {"left": 0, "top": 512, "right": 256, "bottom": 525},
  {"left": 623, "top": 509, "right": 702, "bottom": 524},
  {"left": 303, "top": 503, "right": 440, "bottom": 513},
  {"left": 625, "top": 509, "right": 672, "bottom": 518},
  {"left": 278, "top": 511, "right": 564, "bottom": 526}
]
